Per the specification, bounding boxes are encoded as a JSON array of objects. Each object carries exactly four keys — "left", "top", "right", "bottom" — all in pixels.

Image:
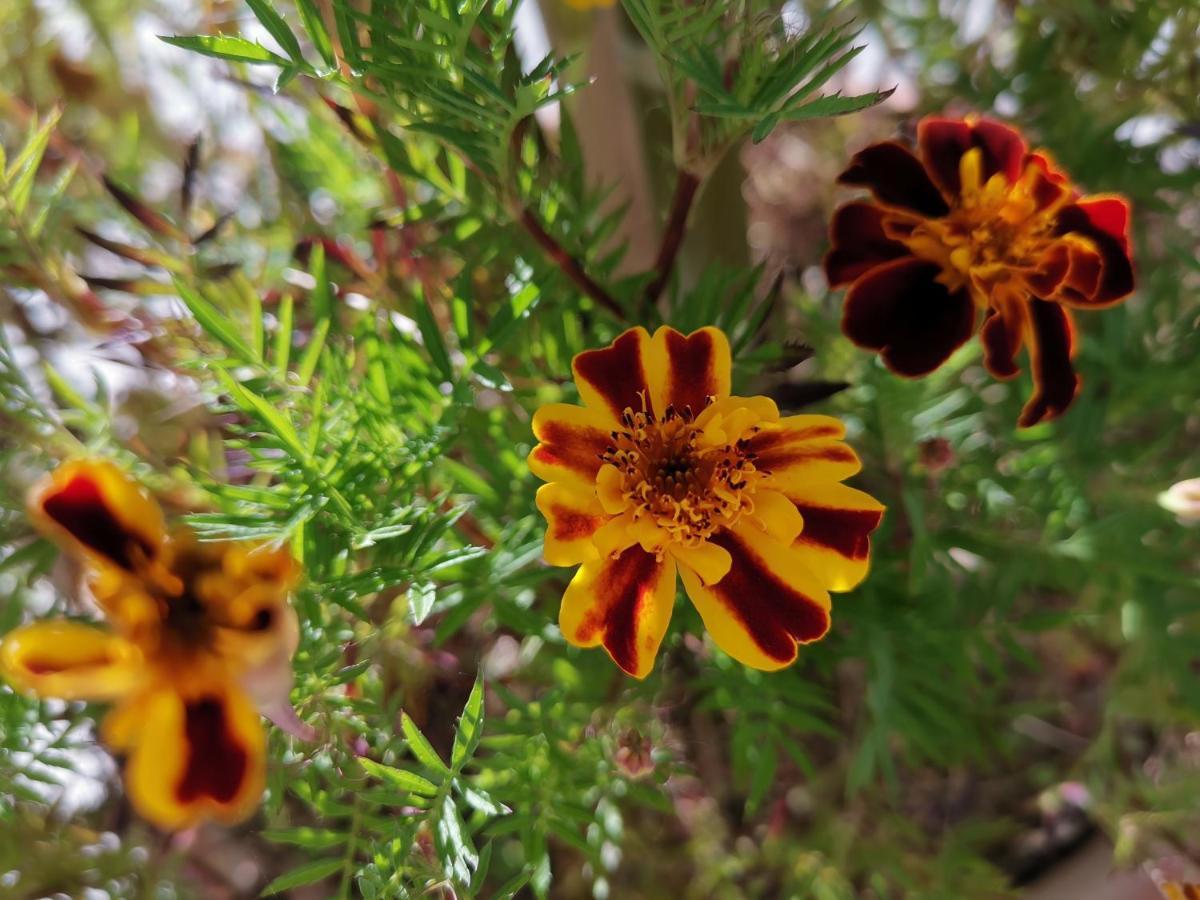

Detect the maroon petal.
[
  {"left": 980, "top": 301, "right": 1027, "bottom": 380},
  {"left": 1023, "top": 243, "right": 1071, "bottom": 297},
  {"left": 1025, "top": 152, "right": 1073, "bottom": 211},
  {"left": 841, "top": 258, "right": 976, "bottom": 377},
  {"left": 1054, "top": 197, "right": 1134, "bottom": 305},
  {"left": 837, "top": 142, "right": 949, "bottom": 217},
  {"left": 823, "top": 202, "right": 912, "bottom": 287},
  {"left": 918, "top": 117, "right": 1028, "bottom": 198},
  {"left": 572, "top": 327, "right": 655, "bottom": 424},
  {"left": 1018, "top": 300, "right": 1078, "bottom": 427}
]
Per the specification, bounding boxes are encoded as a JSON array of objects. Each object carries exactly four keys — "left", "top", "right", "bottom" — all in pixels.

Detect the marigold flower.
[
  {"left": 0, "top": 460, "right": 301, "bottom": 830},
  {"left": 824, "top": 115, "right": 1134, "bottom": 427},
  {"left": 528, "top": 326, "right": 884, "bottom": 677}
]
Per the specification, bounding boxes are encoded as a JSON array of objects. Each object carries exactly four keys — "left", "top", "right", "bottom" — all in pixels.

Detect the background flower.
[{"left": 825, "top": 115, "right": 1134, "bottom": 427}]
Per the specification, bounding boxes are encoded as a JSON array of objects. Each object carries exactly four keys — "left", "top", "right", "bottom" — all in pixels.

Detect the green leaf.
[
  {"left": 415, "top": 295, "right": 454, "bottom": 382},
  {"left": 173, "top": 279, "right": 258, "bottom": 364},
  {"left": 451, "top": 673, "right": 484, "bottom": 771},
  {"left": 296, "top": 0, "right": 337, "bottom": 70},
  {"left": 6, "top": 110, "right": 60, "bottom": 216},
  {"left": 262, "top": 827, "right": 347, "bottom": 850},
  {"left": 359, "top": 758, "right": 439, "bottom": 796},
  {"left": 401, "top": 712, "right": 450, "bottom": 775},
  {"left": 261, "top": 857, "right": 344, "bottom": 895},
  {"left": 407, "top": 580, "right": 436, "bottom": 626},
  {"left": 245, "top": 0, "right": 305, "bottom": 64},
  {"left": 160, "top": 34, "right": 291, "bottom": 67}
]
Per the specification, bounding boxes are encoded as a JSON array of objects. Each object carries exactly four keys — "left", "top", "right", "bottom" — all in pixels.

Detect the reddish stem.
[
  {"left": 517, "top": 207, "right": 626, "bottom": 321},
  {"left": 643, "top": 169, "right": 702, "bottom": 308}
]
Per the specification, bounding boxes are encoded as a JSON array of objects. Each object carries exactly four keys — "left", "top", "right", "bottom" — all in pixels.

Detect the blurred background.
[{"left": 0, "top": 0, "right": 1198, "bottom": 897}]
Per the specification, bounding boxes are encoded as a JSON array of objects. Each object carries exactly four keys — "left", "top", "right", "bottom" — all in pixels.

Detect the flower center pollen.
[{"left": 601, "top": 399, "right": 765, "bottom": 549}]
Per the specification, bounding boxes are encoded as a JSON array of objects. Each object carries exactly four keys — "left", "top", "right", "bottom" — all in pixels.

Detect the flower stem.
[
  {"left": 643, "top": 169, "right": 702, "bottom": 309},
  {"left": 516, "top": 206, "right": 627, "bottom": 322}
]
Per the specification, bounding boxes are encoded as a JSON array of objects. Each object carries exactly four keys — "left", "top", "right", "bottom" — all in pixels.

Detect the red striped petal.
[
  {"left": 823, "top": 202, "right": 913, "bottom": 287},
  {"left": 784, "top": 483, "right": 885, "bottom": 592},
  {"left": 842, "top": 257, "right": 976, "bottom": 377},
  {"left": 647, "top": 326, "right": 731, "bottom": 420},
  {"left": 680, "top": 522, "right": 830, "bottom": 671},
  {"left": 559, "top": 545, "right": 676, "bottom": 679},
  {"left": 29, "top": 460, "right": 166, "bottom": 574},
  {"left": 837, "top": 142, "right": 949, "bottom": 217},
  {"left": 1018, "top": 300, "right": 1078, "bottom": 427},
  {"left": 120, "top": 683, "right": 266, "bottom": 829},
  {"left": 536, "top": 482, "right": 606, "bottom": 566},
  {"left": 572, "top": 327, "right": 654, "bottom": 425},
  {"left": 528, "top": 403, "right": 610, "bottom": 487}
]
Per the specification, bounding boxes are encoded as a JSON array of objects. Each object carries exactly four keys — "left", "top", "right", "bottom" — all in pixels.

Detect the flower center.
[
  {"left": 901, "top": 149, "right": 1063, "bottom": 302},
  {"left": 601, "top": 401, "right": 765, "bottom": 548}
]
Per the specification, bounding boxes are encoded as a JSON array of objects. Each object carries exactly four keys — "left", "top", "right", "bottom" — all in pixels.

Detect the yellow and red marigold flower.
[
  {"left": 825, "top": 115, "right": 1134, "bottom": 427},
  {"left": 0, "top": 460, "right": 301, "bottom": 830},
  {"left": 528, "top": 325, "right": 884, "bottom": 678}
]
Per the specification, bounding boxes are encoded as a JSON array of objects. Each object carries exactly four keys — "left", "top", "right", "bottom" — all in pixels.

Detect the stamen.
[{"left": 598, "top": 404, "right": 767, "bottom": 548}]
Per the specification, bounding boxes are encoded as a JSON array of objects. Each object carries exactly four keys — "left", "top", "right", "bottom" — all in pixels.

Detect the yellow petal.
[
  {"left": 783, "top": 482, "right": 885, "bottom": 592},
  {"left": 120, "top": 680, "right": 266, "bottom": 830},
  {"left": 645, "top": 326, "right": 732, "bottom": 421},
  {"left": 749, "top": 489, "right": 805, "bottom": 545},
  {"left": 593, "top": 511, "right": 639, "bottom": 558},
  {"left": 749, "top": 415, "right": 862, "bottom": 493},
  {"left": 595, "top": 464, "right": 630, "bottom": 515},
  {"left": 694, "top": 395, "right": 780, "bottom": 445},
  {"left": 680, "top": 521, "right": 830, "bottom": 671},
  {"left": 559, "top": 546, "right": 677, "bottom": 679},
  {"left": 668, "top": 541, "right": 732, "bottom": 586},
  {"left": 0, "top": 620, "right": 142, "bottom": 700},
  {"left": 528, "top": 403, "right": 612, "bottom": 488},
  {"left": 571, "top": 327, "right": 654, "bottom": 426},
  {"left": 27, "top": 459, "right": 166, "bottom": 574},
  {"left": 535, "top": 482, "right": 606, "bottom": 567}
]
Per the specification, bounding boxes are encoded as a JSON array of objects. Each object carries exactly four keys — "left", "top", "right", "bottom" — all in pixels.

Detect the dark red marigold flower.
[{"left": 824, "top": 115, "right": 1134, "bottom": 427}]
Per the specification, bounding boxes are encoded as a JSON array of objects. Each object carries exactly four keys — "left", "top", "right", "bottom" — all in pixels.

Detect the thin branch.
[
  {"left": 516, "top": 206, "right": 627, "bottom": 321},
  {"left": 643, "top": 169, "right": 701, "bottom": 308}
]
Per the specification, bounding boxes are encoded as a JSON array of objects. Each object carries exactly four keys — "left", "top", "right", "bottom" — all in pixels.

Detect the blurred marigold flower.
[
  {"left": 825, "top": 115, "right": 1134, "bottom": 427},
  {"left": 562, "top": 0, "right": 616, "bottom": 8},
  {"left": 0, "top": 460, "right": 302, "bottom": 830},
  {"left": 528, "top": 326, "right": 883, "bottom": 677},
  {"left": 1159, "top": 478, "right": 1200, "bottom": 524}
]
